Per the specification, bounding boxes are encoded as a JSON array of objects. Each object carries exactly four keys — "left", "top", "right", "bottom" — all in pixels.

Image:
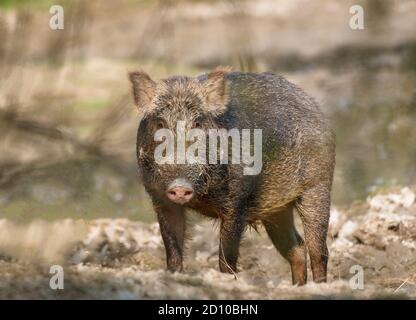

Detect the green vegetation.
[
  {"left": 74, "top": 98, "right": 109, "bottom": 112},
  {"left": 0, "top": 0, "right": 65, "bottom": 10},
  {"left": 0, "top": 193, "right": 155, "bottom": 222}
]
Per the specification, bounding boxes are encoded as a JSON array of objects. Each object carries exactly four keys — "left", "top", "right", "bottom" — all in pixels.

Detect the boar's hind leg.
[
  {"left": 154, "top": 204, "right": 186, "bottom": 272},
  {"left": 295, "top": 183, "right": 330, "bottom": 283},
  {"left": 262, "top": 205, "right": 307, "bottom": 286}
]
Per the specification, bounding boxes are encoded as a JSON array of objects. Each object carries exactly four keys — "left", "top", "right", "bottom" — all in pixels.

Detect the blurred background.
[{"left": 0, "top": 0, "right": 415, "bottom": 222}]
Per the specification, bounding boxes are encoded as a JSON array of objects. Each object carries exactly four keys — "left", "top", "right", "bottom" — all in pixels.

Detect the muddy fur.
[{"left": 129, "top": 68, "right": 335, "bottom": 285}]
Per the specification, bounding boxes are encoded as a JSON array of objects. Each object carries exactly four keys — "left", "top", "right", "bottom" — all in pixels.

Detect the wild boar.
[{"left": 129, "top": 68, "right": 335, "bottom": 285}]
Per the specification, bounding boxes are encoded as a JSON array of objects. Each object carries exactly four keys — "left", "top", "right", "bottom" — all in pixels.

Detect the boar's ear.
[
  {"left": 128, "top": 71, "right": 157, "bottom": 109},
  {"left": 202, "top": 69, "right": 230, "bottom": 114}
]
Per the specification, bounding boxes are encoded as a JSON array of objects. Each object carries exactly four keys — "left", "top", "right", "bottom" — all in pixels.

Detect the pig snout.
[{"left": 166, "top": 179, "right": 194, "bottom": 205}]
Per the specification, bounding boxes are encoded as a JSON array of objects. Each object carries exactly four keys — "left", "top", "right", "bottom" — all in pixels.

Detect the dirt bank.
[{"left": 0, "top": 187, "right": 415, "bottom": 299}]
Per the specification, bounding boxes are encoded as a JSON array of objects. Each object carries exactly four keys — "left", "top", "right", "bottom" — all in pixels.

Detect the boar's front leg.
[
  {"left": 218, "top": 209, "right": 246, "bottom": 274},
  {"left": 154, "top": 204, "right": 186, "bottom": 272}
]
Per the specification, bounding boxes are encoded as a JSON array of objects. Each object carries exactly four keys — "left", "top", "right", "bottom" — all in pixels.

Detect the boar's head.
[{"left": 129, "top": 69, "right": 230, "bottom": 206}]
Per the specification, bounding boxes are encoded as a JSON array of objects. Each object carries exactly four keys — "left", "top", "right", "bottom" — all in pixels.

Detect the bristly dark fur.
[{"left": 129, "top": 68, "right": 335, "bottom": 285}]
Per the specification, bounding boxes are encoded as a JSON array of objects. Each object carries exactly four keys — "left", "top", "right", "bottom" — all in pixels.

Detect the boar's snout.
[{"left": 166, "top": 178, "right": 194, "bottom": 205}]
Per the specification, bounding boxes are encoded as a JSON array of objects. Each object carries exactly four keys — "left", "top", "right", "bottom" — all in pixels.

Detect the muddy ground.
[{"left": 0, "top": 187, "right": 415, "bottom": 299}]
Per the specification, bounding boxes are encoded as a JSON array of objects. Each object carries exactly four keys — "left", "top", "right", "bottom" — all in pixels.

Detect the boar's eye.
[
  {"left": 193, "top": 121, "right": 201, "bottom": 129},
  {"left": 157, "top": 121, "right": 165, "bottom": 129}
]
